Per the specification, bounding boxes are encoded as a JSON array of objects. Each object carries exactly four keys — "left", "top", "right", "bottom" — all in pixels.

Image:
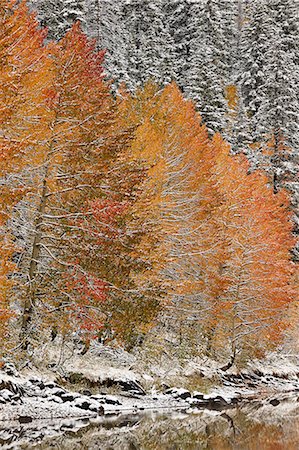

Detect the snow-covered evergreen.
[
  {"left": 60, "top": 0, "right": 87, "bottom": 34},
  {"left": 161, "top": 0, "right": 192, "bottom": 90},
  {"left": 266, "top": 0, "right": 299, "bottom": 183},
  {"left": 185, "top": 0, "right": 231, "bottom": 135},
  {"left": 29, "top": 0, "right": 65, "bottom": 40},
  {"left": 85, "top": 1, "right": 176, "bottom": 89},
  {"left": 267, "top": 0, "right": 299, "bottom": 259},
  {"left": 239, "top": 0, "right": 273, "bottom": 144},
  {"left": 85, "top": 1, "right": 129, "bottom": 86},
  {"left": 238, "top": 0, "right": 299, "bottom": 259},
  {"left": 121, "top": 0, "right": 175, "bottom": 89},
  {"left": 29, "top": 0, "right": 86, "bottom": 39},
  {"left": 230, "top": 87, "right": 252, "bottom": 155},
  {"left": 240, "top": 0, "right": 299, "bottom": 172}
]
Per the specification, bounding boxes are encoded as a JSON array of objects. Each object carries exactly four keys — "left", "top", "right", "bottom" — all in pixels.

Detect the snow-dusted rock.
[
  {"left": 104, "top": 395, "right": 122, "bottom": 406},
  {"left": 91, "top": 394, "right": 121, "bottom": 406},
  {"left": 165, "top": 388, "right": 191, "bottom": 400},
  {"left": 60, "top": 393, "right": 76, "bottom": 403},
  {"left": 0, "top": 389, "right": 14, "bottom": 401},
  {"left": 18, "top": 415, "right": 33, "bottom": 424},
  {"left": 193, "top": 391, "right": 204, "bottom": 400},
  {"left": 72, "top": 397, "right": 104, "bottom": 414},
  {"left": 48, "top": 396, "right": 63, "bottom": 404},
  {"left": 2, "top": 362, "right": 19, "bottom": 377},
  {"left": 49, "top": 387, "right": 66, "bottom": 397}
]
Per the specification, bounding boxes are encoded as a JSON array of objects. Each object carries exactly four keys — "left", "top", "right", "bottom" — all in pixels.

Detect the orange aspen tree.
[
  {"left": 119, "top": 83, "right": 223, "bottom": 345},
  {"left": 37, "top": 28, "right": 160, "bottom": 349},
  {"left": 0, "top": 0, "right": 51, "bottom": 350},
  {"left": 209, "top": 134, "right": 296, "bottom": 365},
  {"left": 15, "top": 23, "right": 136, "bottom": 347},
  {"left": 123, "top": 82, "right": 296, "bottom": 361},
  {"left": 0, "top": 4, "right": 160, "bottom": 352}
]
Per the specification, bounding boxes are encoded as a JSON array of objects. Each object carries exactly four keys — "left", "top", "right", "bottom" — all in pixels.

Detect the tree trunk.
[
  {"left": 21, "top": 166, "right": 49, "bottom": 346},
  {"left": 219, "top": 348, "right": 236, "bottom": 372}
]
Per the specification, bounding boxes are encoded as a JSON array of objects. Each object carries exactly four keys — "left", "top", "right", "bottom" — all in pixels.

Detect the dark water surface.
[{"left": 2, "top": 401, "right": 299, "bottom": 449}]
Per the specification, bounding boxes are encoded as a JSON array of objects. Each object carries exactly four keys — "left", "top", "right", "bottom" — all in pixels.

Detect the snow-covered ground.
[{"left": 1, "top": 344, "right": 299, "bottom": 448}]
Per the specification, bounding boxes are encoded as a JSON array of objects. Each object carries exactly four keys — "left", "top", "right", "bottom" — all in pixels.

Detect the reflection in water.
[{"left": 3, "top": 399, "right": 299, "bottom": 450}]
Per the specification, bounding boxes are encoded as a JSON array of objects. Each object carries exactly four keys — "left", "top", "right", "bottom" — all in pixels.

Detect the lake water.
[{"left": 3, "top": 398, "right": 298, "bottom": 450}]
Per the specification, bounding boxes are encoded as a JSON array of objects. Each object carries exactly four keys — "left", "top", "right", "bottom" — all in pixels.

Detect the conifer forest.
[{"left": 0, "top": 1, "right": 299, "bottom": 448}]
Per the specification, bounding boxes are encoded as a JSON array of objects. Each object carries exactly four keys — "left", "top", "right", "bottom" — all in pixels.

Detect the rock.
[
  {"left": 81, "top": 389, "right": 92, "bottom": 397},
  {"left": 98, "top": 405, "right": 105, "bottom": 415},
  {"left": 38, "top": 381, "right": 45, "bottom": 390},
  {"left": 187, "top": 397, "right": 203, "bottom": 407},
  {"left": 90, "top": 394, "right": 106, "bottom": 403},
  {"left": 213, "top": 395, "right": 229, "bottom": 404},
  {"left": 2, "top": 362, "right": 19, "bottom": 377},
  {"left": 206, "top": 396, "right": 230, "bottom": 410},
  {"left": 179, "top": 390, "right": 191, "bottom": 400},
  {"left": 18, "top": 416, "right": 33, "bottom": 424},
  {"left": 88, "top": 403, "right": 105, "bottom": 414},
  {"left": 122, "top": 391, "right": 144, "bottom": 399},
  {"left": 60, "top": 393, "right": 75, "bottom": 403},
  {"left": 72, "top": 397, "right": 104, "bottom": 414},
  {"left": 29, "top": 376, "right": 42, "bottom": 384},
  {"left": 44, "top": 382, "right": 57, "bottom": 389},
  {"left": 73, "top": 398, "right": 92, "bottom": 411},
  {"left": 230, "top": 396, "right": 240, "bottom": 405},
  {"left": 0, "top": 389, "right": 14, "bottom": 402},
  {"left": 198, "top": 399, "right": 213, "bottom": 408},
  {"left": 103, "top": 395, "right": 121, "bottom": 406},
  {"left": 193, "top": 391, "right": 204, "bottom": 400},
  {"left": 88, "top": 403, "right": 99, "bottom": 412},
  {"left": 270, "top": 399, "right": 280, "bottom": 407},
  {"left": 29, "top": 378, "right": 46, "bottom": 390},
  {"left": 49, "top": 396, "right": 63, "bottom": 404},
  {"left": 61, "top": 424, "right": 75, "bottom": 431},
  {"left": 165, "top": 388, "right": 191, "bottom": 400},
  {"left": 51, "top": 387, "right": 66, "bottom": 397},
  {"left": 78, "top": 401, "right": 92, "bottom": 411},
  {"left": 91, "top": 394, "right": 121, "bottom": 405},
  {"left": 0, "top": 379, "right": 25, "bottom": 396},
  {"left": 117, "top": 380, "right": 146, "bottom": 396}
]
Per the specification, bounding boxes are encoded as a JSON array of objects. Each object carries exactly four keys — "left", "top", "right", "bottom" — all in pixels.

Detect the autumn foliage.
[
  {"left": 0, "top": 1, "right": 297, "bottom": 362},
  {"left": 121, "top": 82, "right": 296, "bottom": 359}
]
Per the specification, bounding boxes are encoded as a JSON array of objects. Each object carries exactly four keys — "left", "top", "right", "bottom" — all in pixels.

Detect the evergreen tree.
[
  {"left": 121, "top": 0, "right": 175, "bottom": 89},
  {"left": 230, "top": 87, "right": 252, "bottom": 155},
  {"left": 240, "top": 0, "right": 299, "bottom": 259},
  {"left": 85, "top": 1, "right": 176, "bottom": 90},
  {"left": 29, "top": 0, "right": 86, "bottom": 40},
  {"left": 60, "top": 0, "right": 87, "bottom": 34},
  {"left": 85, "top": 0, "right": 129, "bottom": 88},
  {"left": 29, "top": 0, "right": 64, "bottom": 40},
  {"left": 239, "top": 0, "right": 272, "bottom": 143},
  {"left": 267, "top": 0, "right": 299, "bottom": 260},
  {"left": 185, "top": 0, "right": 230, "bottom": 135},
  {"left": 162, "top": 0, "right": 191, "bottom": 90},
  {"left": 265, "top": 0, "right": 299, "bottom": 191},
  {"left": 268, "top": 0, "right": 299, "bottom": 65},
  {"left": 218, "top": 0, "right": 240, "bottom": 83}
]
